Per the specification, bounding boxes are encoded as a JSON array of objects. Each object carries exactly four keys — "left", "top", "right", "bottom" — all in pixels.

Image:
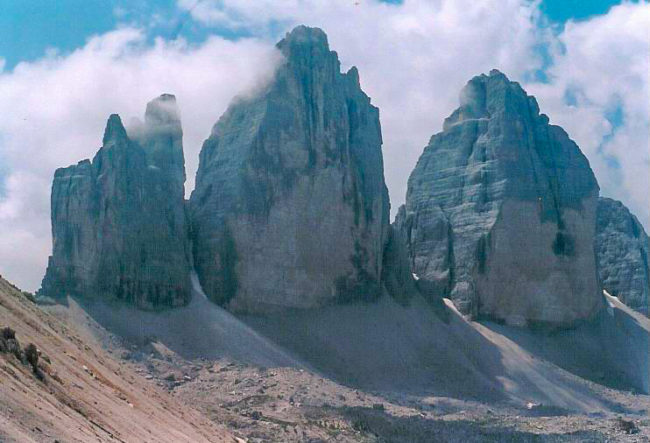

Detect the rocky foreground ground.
[
  {"left": 135, "top": 353, "right": 650, "bottom": 442},
  {"left": 1, "top": 275, "right": 644, "bottom": 442}
]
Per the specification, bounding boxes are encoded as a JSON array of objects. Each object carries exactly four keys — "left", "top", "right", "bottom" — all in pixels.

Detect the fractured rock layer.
[{"left": 596, "top": 197, "right": 649, "bottom": 316}]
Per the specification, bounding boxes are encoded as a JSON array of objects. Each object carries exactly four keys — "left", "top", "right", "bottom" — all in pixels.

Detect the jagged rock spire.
[
  {"left": 140, "top": 93, "right": 185, "bottom": 185},
  {"left": 102, "top": 114, "right": 128, "bottom": 144}
]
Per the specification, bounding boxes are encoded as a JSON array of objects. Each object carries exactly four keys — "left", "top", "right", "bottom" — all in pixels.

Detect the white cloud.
[
  {"left": 527, "top": 2, "right": 650, "bottom": 229},
  {"left": 0, "top": 172, "right": 51, "bottom": 289},
  {"left": 0, "top": 0, "right": 647, "bottom": 292}
]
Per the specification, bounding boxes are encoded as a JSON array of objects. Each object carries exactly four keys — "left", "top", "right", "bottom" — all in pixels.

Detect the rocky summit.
[
  {"left": 397, "top": 70, "right": 603, "bottom": 327},
  {"left": 189, "top": 26, "right": 390, "bottom": 313},
  {"left": 39, "top": 95, "right": 192, "bottom": 309},
  {"left": 596, "top": 197, "right": 649, "bottom": 316}
]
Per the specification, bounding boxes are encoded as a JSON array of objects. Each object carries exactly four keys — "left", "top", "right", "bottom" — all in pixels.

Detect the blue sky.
[
  {"left": 541, "top": 0, "right": 628, "bottom": 21},
  {"left": 0, "top": 0, "right": 627, "bottom": 71},
  {"left": 1, "top": 0, "right": 175, "bottom": 70}
]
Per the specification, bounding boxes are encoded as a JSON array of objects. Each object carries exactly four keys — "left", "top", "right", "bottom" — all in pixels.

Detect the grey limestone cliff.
[
  {"left": 596, "top": 197, "right": 649, "bottom": 316},
  {"left": 40, "top": 94, "right": 192, "bottom": 309},
  {"left": 397, "top": 70, "right": 603, "bottom": 327},
  {"left": 189, "top": 26, "right": 390, "bottom": 313}
]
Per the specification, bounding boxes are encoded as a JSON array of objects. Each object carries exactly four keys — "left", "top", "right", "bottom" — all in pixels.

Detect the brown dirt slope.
[{"left": 0, "top": 276, "right": 235, "bottom": 443}]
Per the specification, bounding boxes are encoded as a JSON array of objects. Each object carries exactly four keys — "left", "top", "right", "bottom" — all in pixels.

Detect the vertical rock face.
[
  {"left": 596, "top": 197, "right": 649, "bottom": 316},
  {"left": 398, "top": 70, "right": 603, "bottom": 327},
  {"left": 40, "top": 95, "right": 191, "bottom": 309},
  {"left": 190, "top": 26, "right": 390, "bottom": 313}
]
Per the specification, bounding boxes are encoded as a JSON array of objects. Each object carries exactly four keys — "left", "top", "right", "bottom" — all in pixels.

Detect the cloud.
[
  {"left": 0, "top": 0, "right": 647, "bottom": 292},
  {"left": 527, "top": 2, "right": 650, "bottom": 229}
]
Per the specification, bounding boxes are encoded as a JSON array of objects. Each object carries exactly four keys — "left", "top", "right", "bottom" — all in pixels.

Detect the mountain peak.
[
  {"left": 276, "top": 25, "right": 330, "bottom": 59},
  {"left": 488, "top": 68, "right": 507, "bottom": 79},
  {"left": 102, "top": 114, "right": 127, "bottom": 144},
  {"left": 443, "top": 70, "right": 537, "bottom": 130},
  {"left": 145, "top": 93, "right": 180, "bottom": 127}
]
